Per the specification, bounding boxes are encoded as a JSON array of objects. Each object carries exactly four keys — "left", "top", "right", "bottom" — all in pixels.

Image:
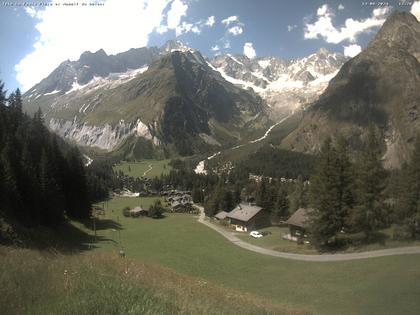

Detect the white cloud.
[
  {"left": 24, "top": 7, "right": 37, "bottom": 18},
  {"left": 304, "top": 4, "right": 390, "bottom": 44},
  {"left": 338, "top": 4, "right": 345, "bottom": 11},
  {"left": 211, "top": 45, "right": 220, "bottom": 51},
  {"left": 287, "top": 24, "right": 297, "bottom": 32},
  {"left": 317, "top": 4, "right": 330, "bottom": 17},
  {"left": 343, "top": 44, "right": 361, "bottom": 57},
  {"left": 167, "top": 0, "right": 188, "bottom": 29},
  {"left": 411, "top": 1, "right": 420, "bottom": 20},
  {"left": 223, "top": 40, "right": 231, "bottom": 49},
  {"left": 228, "top": 25, "right": 243, "bottom": 36},
  {"left": 243, "top": 42, "right": 256, "bottom": 59},
  {"left": 205, "top": 16, "right": 215, "bottom": 27},
  {"left": 17, "top": 0, "right": 171, "bottom": 91},
  {"left": 160, "top": 2, "right": 213, "bottom": 36},
  {"left": 175, "top": 21, "right": 201, "bottom": 36},
  {"left": 221, "top": 15, "right": 238, "bottom": 26}
]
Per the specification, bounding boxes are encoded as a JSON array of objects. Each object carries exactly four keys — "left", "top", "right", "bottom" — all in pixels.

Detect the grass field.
[
  {"left": 235, "top": 226, "right": 318, "bottom": 254},
  {"left": 1, "top": 247, "right": 304, "bottom": 315},
  {"left": 71, "top": 197, "right": 420, "bottom": 315},
  {"left": 113, "top": 160, "right": 171, "bottom": 179},
  {"left": 235, "top": 225, "right": 420, "bottom": 255}
]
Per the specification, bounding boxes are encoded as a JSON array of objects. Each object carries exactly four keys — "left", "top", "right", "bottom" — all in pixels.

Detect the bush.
[
  {"left": 336, "top": 232, "right": 366, "bottom": 246},
  {"left": 392, "top": 225, "right": 414, "bottom": 241},
  {"left": 122, "top": 207, "right": 130, "bottom": 218},
  {"left": 148, "top": 200, "right": 164, "bottom": 219}
]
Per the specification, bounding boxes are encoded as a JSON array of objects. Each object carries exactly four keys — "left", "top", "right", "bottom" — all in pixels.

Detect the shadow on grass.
[{"left": 3, "top": 215, "right": 124, "bottom": 254}]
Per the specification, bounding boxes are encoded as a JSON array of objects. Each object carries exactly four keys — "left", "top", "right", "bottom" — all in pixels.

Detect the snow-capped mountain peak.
[{"left": 209, "top": 48, "right": 348, "bottom": 112}]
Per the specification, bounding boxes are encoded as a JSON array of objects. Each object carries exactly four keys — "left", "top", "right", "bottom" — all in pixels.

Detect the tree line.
[
  {"left": 0, "top": 82, "right": 91, "bottom": 232},
  {"left": 308, "top": 126, "right": 420, "bottom": 248}
]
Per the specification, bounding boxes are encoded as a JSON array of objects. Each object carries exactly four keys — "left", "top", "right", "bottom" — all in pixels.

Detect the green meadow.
[
  {"left": 113, "top": 160, "right": 171, "bottom": 179},
  {"left": 71, "top": 196, "right": 420, "bottom": 315}
]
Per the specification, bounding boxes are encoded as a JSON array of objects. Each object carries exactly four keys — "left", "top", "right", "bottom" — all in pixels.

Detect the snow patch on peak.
[
  {"left": 258, "top": 59, "right": 271, "bottom": 69},
  {"left": 44, "top": 89, "right": 61, "bottom": 96},
  {"left": 227, "top": 54, "right": 244, "bottom": 66}
]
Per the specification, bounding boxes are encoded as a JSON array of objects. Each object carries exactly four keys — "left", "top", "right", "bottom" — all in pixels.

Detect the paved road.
[{"left": 195, "top": 206, "right": 420, "bottom": 262}]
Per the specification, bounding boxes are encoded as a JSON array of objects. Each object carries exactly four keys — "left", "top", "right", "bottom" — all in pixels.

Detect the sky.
[{"left": 0, "top": 0, "right": 419, "bottom": 92}]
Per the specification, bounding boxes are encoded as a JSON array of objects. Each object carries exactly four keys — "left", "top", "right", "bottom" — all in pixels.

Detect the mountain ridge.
[
  {"left": 23, "top": 44, "right": 271, "bottom": 157},
  {"left": 280, "top": 11, "right": 420, "bottom": 168}
]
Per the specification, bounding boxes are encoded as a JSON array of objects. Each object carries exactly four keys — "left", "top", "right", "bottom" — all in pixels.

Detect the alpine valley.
[
  {"left": 22, "top": 11, "right": 420, "bottom": 168},
  {"left": 22, "top": 38, "right": 347, "bottom": 158}
]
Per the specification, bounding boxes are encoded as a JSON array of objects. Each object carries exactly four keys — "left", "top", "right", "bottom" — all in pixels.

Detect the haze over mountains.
[{"left": 22, "top": 11, "right": 420, "bottom": 166}]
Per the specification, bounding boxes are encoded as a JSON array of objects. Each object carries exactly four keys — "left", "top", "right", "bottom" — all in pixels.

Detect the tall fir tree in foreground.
[
  {"left": 309, "top": 137, "right": 354, "bottom": 248},
  {"left": 399, "top": 136, "right": 420, "bottom": 237},
  {"left": 350, "top": 126, "right": 387, "bottom": 237}
]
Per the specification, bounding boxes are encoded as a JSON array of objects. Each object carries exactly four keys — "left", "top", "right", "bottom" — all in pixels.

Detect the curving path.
[
  {"left": 195, "top": 206, "right": 420, "bottom": 262},
  {"left": 143, "top": 164, "right": 153, "bottom": 177}
]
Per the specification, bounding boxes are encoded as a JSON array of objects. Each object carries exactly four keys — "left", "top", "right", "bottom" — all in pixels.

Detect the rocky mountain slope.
[
  {"left": 210, "top": 48, "right": 348, "bottom": 114},
  {"left": 23, "top": 42, "right": 270, "bottom": 157},
  {"left": 280, "top": 11, "right": 420, "bottom": 168}
]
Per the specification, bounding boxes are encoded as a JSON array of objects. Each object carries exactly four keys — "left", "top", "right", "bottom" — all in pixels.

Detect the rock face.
[
  {"left": 209, "top": 48, "right": 348, "bottom": 114},
  {"left": 24, "top": 42, "right": 270, "bottom": 156},
  {"left": 49, "top": 118, "right": 157, "bottom": 151},
  {"left": 281, "top": 11, "right": 420, "bottom": 168}
]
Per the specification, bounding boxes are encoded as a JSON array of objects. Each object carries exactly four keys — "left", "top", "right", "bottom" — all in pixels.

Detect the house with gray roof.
[
  {"left": 226, "top": 203, "right": 270, "bottom": 232},
  {"left": 285, "top": 208, "right": 313, "bottom": 237}
]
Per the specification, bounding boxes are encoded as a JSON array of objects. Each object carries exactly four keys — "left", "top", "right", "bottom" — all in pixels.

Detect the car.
[
  {"left": 250, "top": 231, "right": 263, "bottom": 238},
  {"left": 260, "top": 231, "right": 272, "bottom": 236}
]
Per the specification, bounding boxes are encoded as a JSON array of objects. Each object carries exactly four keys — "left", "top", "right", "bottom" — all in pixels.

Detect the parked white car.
[{"left": 250, "top": 231, "right": 263, "bottom": 238}]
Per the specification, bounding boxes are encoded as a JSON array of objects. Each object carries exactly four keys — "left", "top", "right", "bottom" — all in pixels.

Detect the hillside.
[
  {"left": 280, "top": 11, "right": 420, "bottom": 168},
  {"left": 0, "top": 247, "right": 306, "bottom": 315}
]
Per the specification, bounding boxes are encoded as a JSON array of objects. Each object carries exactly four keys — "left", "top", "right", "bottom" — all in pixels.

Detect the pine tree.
[
  {"left": 334, "top": 136, "right": 355, "bottom": 230},
  {"left": 309, "top": 138, "right": 343, "bottom": 247},
  {"left": 288, "top": 176, "right": 308, "bottom": 213},
  {"left": 273, "top": 185, "right": 289, "bottom": 219},
  {"left": 350, "top": 126, "right": 387, "bottom": 237},
  {"left": 39, "top": 149, "right": 64, "bottom": 225},
  {"left": 399, "top": 136, "right": 420, "bottom": 237},
  {"left": 63, "top": 147, "right": 91, "bottom": 219}
]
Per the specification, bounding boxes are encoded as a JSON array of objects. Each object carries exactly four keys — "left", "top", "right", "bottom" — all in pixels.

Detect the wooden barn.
[
  {"left": 226, "top": 203, "right": 270, "bottom": 232},
  {"left": 285, "top": 208, "right": 313, "bottom": 238}
]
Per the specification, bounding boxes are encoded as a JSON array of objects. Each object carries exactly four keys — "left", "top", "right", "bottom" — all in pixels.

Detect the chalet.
[
  {"left": 170, "top": 201, "right": 183, "bottom": 211},
  {"left": 129, "top": 206, "right": 148, "bottom": 217},
  {"left": 226, "top": 203, "right": 270, "bottom": 232},
  {"left": 285, "top": 208, "right": 313, "bottom": 238},
  {"left": 214, "top": 211, "right": 228, "bottom": 220}
]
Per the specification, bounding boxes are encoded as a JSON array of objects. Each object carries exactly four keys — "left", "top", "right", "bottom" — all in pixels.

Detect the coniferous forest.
[{"left": 0, "top": 81, "right": 91, "bottom": 231}]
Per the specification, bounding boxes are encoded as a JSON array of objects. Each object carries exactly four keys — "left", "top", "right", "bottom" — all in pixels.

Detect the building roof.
[
  {"left": 215, "top": 211, "right": 228, "bottom": 220},
  {"left": 171, "top": 201, "right": 182, "bottom": 208},
  {"left": 286, "top": 208, "right": 313, "bottom": 228},
  {"left": 130, "top": 206, "right": 146, "bottom": 214},
  {"left": 226, "top": 203, "right": 264, "bottom": 222}
]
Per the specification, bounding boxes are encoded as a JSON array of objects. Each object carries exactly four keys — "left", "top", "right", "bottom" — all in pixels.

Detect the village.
[{"left": 119, "top": 182, "right": 312, "bottom": 245}]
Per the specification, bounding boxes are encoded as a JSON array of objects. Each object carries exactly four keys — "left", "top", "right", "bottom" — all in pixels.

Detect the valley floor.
[
  {"left": 197, "top": 206, "right": 420, "bottom": 261},
  {"left": 43, "top": 196, "right": 420, "bottom": 315}
]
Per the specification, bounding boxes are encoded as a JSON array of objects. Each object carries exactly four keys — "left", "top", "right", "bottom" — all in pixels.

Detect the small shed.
[
  {"left": 214, "top": 211, "right": 228, "bottom": 220},
  {"left": 129, "top": 206, "right": 148, "bottom": 217},
  {"left": 285, "top": 208, "right": 313, "bottom": 237}
]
